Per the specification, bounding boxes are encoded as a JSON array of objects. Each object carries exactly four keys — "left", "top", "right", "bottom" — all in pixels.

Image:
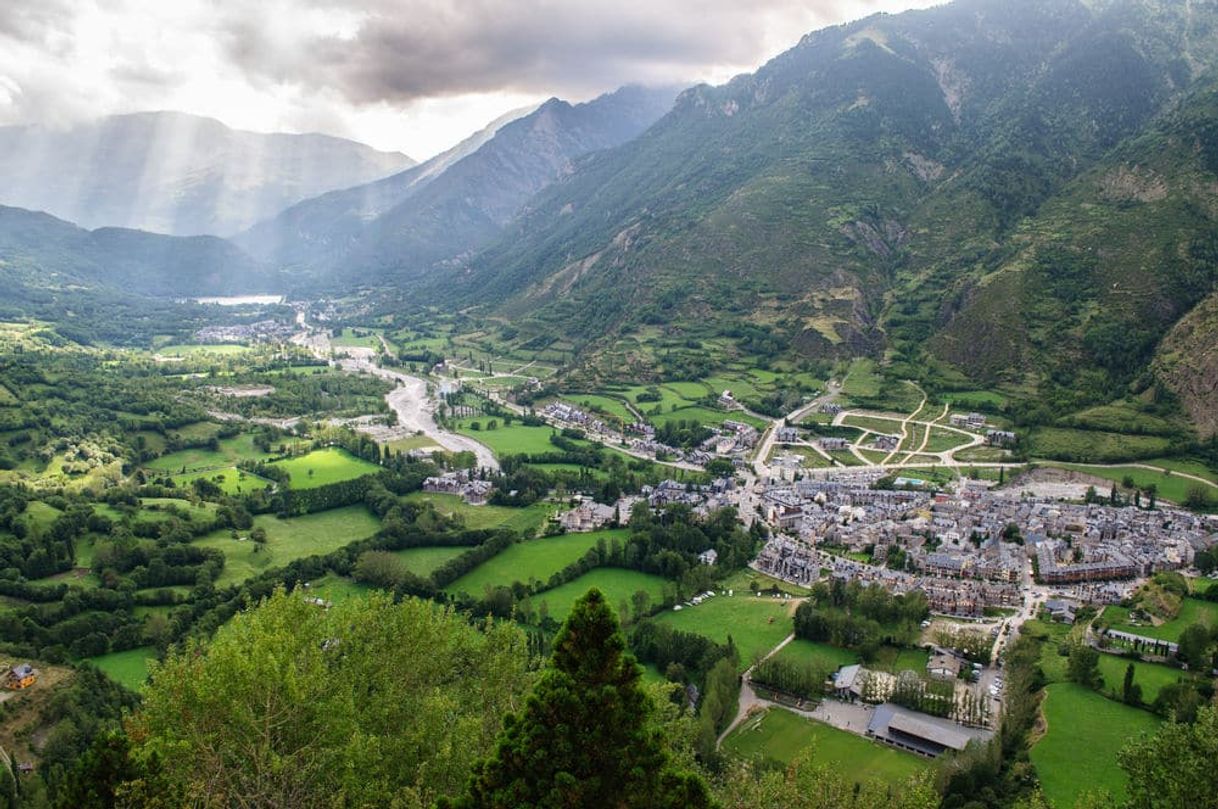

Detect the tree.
[
  {"left": 1119, "top": 706, "right": 1218, "bottom": 807},
  {"left": 1176, "top": 623, "right": 1211, "bottom": 670},
  {"left": 1067, "top": 643, "right": 1102, "bottom": 690},
  {"left": 1185, "top": 485, "right": 1211, "bottom": 511},
  {"left": 446, "top": 589, "right": 712, "bottom": 808},
  {"left": 122, "top": 589, "right": 530, "bottom": 807},
  {"left": 1122, "top": 662, "right": 1142, "bottom": 706}
]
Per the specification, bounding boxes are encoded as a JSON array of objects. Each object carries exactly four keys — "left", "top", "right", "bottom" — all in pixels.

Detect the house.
[
  {"left": 1044, "top": 598, "right": 1078, "bottom": 624},
  {"left": 832, "top": 663, "right": 864, "bottom": 701},
  {"left": 818, "top": 437, "right": 849, "bottom": 451},
  {"left": 718, "top": 390, "right": 736, "bottom": 408},
  {"left": 698, "top": 548, "right": 719, "bottom": 566},
  {"left": 776, "top": 426, "right": 800, "bottom": 444},
  {"left": 871, "top": 434, "right": 900, "bottom": 451},
  {"left": 986, "top": 430, "right": 1017, "bottom": 447},
  {"left": 949, "top": 413, "right": 970, "bottom": 428},
  {"left": 866, "top": 703, "right": 983, "bottom": 757},
  {"left": 927, "top": 651, "right": 963, "bottom": 681},
  {"left": 5, "top": 664, "right": 37, "bottom": 690},
  {"left": 967, "top": 413, "right": 987, "bottom": 429},
  {"left": 560, "top": 500, "right": 618, "bottom": 532}
]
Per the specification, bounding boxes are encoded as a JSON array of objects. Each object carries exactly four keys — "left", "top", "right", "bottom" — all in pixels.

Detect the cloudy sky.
[{"left": 0, "top": 0, "right": 938, "bottom": 160}]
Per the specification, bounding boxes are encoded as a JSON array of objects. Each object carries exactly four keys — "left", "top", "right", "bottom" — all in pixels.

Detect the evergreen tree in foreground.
[{"left": 444, "top": 588, "right": 713, "bottom": 809}]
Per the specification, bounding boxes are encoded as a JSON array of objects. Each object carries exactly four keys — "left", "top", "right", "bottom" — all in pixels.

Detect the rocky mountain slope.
[{"left": 0, "top": 112, "right": 414, "bottom": 237}]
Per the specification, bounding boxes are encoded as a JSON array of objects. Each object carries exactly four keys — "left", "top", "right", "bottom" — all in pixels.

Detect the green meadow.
[
  {"left": 86, "top": 646, "right": 158, "bottom": 691},
  {"left": 272, "top": 447, "right": 381, "bottom": 488},
  {"left": 654, "top": 595, "right": 794, "bottom": 672},
  {"left": 529, "top": 568, "right": 669, "bottom": 622},
  {"left": 443, "top": 529, "right": 629, "bottom": 597},
  {"left": 402, "top": 492, "right": 555, "bottom": 535}
]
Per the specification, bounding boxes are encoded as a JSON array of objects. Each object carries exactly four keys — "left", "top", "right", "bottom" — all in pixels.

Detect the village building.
[
  {"left": 5, "top": 663, "right": 37, "bottom": 690},
  {"left": 866, "top": 703, "right": 987, "bottom": 757}
]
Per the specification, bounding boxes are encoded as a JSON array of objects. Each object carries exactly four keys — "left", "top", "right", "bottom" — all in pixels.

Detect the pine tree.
[{"left": 446, "top": 588, "right": 712, "bottom": 809}]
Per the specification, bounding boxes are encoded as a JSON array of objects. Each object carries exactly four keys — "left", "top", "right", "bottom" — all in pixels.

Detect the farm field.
[
  {"left": 402, "top": 492, "right": 555, "bottom": 535},
  {"left": 1030, "top": 684, "right": 1159, "bottom": 808},
  {"left": 391, "top": 546, "right": 470, "bottom": 577},
  {"left": 305, "top": 573, "right": 372, "bottom": 603},
  {"left": 723, "top": 708, "right": 928, "bottom": 787},
  {"left": 654, "top": 595, "right": 794, "bottom": 672},
  {"left": 453, "top": 421, "right": 564, "bottom": 456},
  {"left": 86, "top": 646, "right": 158, "bottom": 691},
  {"left": 272, "top": 447, "right": 381, "bottom": 489},
  {"left": 1049, "top": 463, "right": 1217, "bottom": 506},
  {"left": 195, "top": 505, "right": 382, "bottom": 587},
  {"left": 331, "top": 328, "right": 383, "bottom": 349},
  {"left": 443, "top": 529, "right": 629, "bottom": 597},
  {"left": 1101, "top": 598, "right": 1218, "bottom": 642},
  {"left": 528, "top": 568, "right": 669, "bottom": 623},
  {"left": 172, "top": 466, "right": 272, "bottom": 495}
]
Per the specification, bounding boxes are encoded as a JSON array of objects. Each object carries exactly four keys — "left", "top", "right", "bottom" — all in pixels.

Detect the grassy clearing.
[
  {"left": 391, "top": 546, "right": 470, "bottom": 577},
  {"left": 331, "top": 328, "right": 383, "bottom": 349},
  {"left": 272, "top": 447, "right": 381, "bottom": 489},
  {"left": 385, "top": 434, "right": 440, "bottom": 453},
  {"left": 305, "top": 573, "right": 373, "bottom": 603},
  {"left": 925, "top": 427, "right": 972, "bottom": 452},
  {"left": 654, "top": 595, "right": 794, "bottom": 672},
  {"left": 872, "top": 645, "right": 932, "bottom": 674},
  {"left": 841, "top": 358, "right": 883, "bottom": 399},
  {"left": 454, "top": 421, "right": 564, "bottom": 456},
  {"left": 1030, "top": 684, "right": 1159, "bottom": 808},
  {"left": 86, "top": 646, "right": 158, "bottom": 691},
  {"left": 172, "top": 467, "right": 272, "bottom": 495},
  {"left": 1101, "top": 598, "right": 1218, "bottom": 642},
  {"left": 842, "top": 414, "right": 904, "bottom": 434},
  {"left": 773, "top": 638, "right": 857, "bottom": 671},
  {"left": 195, "top": 506, "right": 382, "bottom": 587},
  {"left": 649, "top": 406, "right": 767, "bottom": 430},
  {"left": 942, "top": 390, "right": 1008, "bottom": 409},
  {"left": 723, "top": 708, "right": 928, "bottom": 786},
  {"left": 402, "top": 492, "right": 555, "bottom": 535},
  {"left": 529, "top": 568, "right": 670, "bottom": 623},
  {"left": 146, "top": 433, "right": 273, "bottom": 472},
  {"left": 443, "top": 529, "right": 629, "bottom": 597}
]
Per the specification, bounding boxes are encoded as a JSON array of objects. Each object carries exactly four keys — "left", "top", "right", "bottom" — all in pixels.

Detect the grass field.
[
  {"left": 403, "top": 492, "right": 555, "bottom": 535},
  {"left": 305, "top": 573, "right": 373, "bottom": 603},
  {"left": 654, "top": 595, "right": 794, "bottom": 672},
  {"left": 773, "top": 639, "right": 858, "bottom": 672},
  {"left": 1049, "top": 463, "right": 1217, "bottom": 506},
  {"left": 391, "top": 546, "right": 470, "bottom": 577},
  {"left": 157, "top": 344, "right": 249, "bottom": 356},
  {"left": 1101, "top": 598, "right": 1218, "bottom": 642},
  {"left": 331, "top": 327, "right": 383, "bottom": 350},
  {"left": 443, "top": 529, "right": 629, "bottom": 597},
  {"left": 723, "top": 708, "right": 928, "bottom": 787},
  {"left": 146, "top": 432, "right": 273, "bottom": 472},
  {"left": 1030, "top": 684, "right": 1159, "bottom": 808},
  {"left": 840, "top": 358, "right": 883, "bottom": 400},
  {"left": 649, "top": 406, "right": 768, "bottom": 430},
  {"left": 562, "top": 394, "right": 635, "bottom": 423},
  {"left": 86, "top": 646, "right": 158, "bottom": 691},
  {"left": 529, "top": 568, "right": 669, "bottom": 623},
  {"left": 195, "top": 505, "right": 382, "bottom": 587},
  {"left": 172, "top": 467, "right": 272, "bottom": 495},
  {"left": 454, "top": 421, "right": 565, "bottom": 457},
  {"left": 272, "top": 447, "right": 381, "bottom": 489},
  {"left": 1026, "top": 428, "right": 1172, "bottom": 464}
]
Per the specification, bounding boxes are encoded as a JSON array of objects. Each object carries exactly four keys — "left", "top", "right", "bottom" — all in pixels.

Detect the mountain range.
[{"left": 0, "top": 111, "right": 415, "bottom": 236}]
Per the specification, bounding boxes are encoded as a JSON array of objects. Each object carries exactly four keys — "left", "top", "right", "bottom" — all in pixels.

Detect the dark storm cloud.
[{"left": 215, "top": 0, "right": 885, "bottom": 104}]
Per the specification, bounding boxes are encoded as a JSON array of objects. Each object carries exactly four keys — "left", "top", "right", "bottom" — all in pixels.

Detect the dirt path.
[{"left": 716, "top": 632, "right": 796, "bottom": 747}]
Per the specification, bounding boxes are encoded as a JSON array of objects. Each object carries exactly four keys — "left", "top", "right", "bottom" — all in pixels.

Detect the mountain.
[
  {"left": 238, "top": 85, "right": 679, "bottom": 285},
  {"left": 0, "top": 204, "right": 272, "bottom": 298},
  {"left": 0, "top": 112, "right": 414, "bottom": 237},
  {"left": 443, "top": 0, "right": 1218, "bottom": 431},
  {"left": 236, "top": 104, "right": 537, "bottom": 270}
]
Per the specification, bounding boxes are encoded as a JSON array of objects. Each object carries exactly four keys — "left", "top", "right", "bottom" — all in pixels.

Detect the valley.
[{"left": 2, "top": 0, "right": 1218, "bottom": 805}]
